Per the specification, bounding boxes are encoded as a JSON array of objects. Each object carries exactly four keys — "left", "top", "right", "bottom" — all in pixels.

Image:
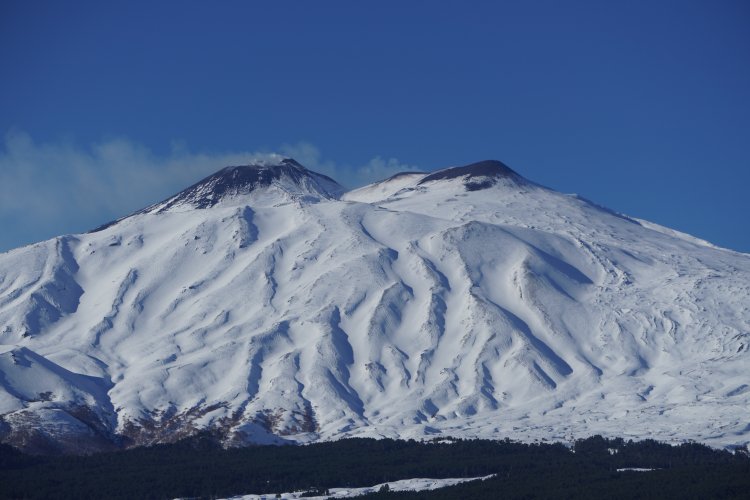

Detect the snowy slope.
[
  {"left": 0, "top": 159, "right": 748, "bottom": 453},
  {"left": 222, "top": 475, "right": 495, "bottom": 499}
]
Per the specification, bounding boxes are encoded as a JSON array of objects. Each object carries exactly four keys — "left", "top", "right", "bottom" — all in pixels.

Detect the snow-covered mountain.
[{"left": 0, "top": 158, "right": 748, "bottom": 454}]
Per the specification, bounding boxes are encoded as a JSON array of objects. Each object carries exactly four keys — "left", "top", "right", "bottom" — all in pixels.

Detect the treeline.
[
  {"left": 363, "top": 436, "right": 750, "bottom": 499},
  {"left": 0, "top": 435, "right": 747, "bottom": 499}
]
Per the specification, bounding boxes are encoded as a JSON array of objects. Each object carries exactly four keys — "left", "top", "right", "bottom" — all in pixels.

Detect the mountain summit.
[
  {"left": 343, "top": 159, "right": 527, "bottom": 203},
  {"left": 92, "top": 158, "right": 344, "bottom": 232},
  {"left": 0, "top": 158, "right": 748, "bottom": 454},
  {"left": 147, "top": 158, "right": 344, "bottom": 213},
  {"left": 418, "top": 159, "right": 521, "bottom": 187}
]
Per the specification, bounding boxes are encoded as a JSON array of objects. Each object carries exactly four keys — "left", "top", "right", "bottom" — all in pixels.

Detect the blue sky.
[{"left": 1, "top": 0, "right": 749, "bottom": 253}]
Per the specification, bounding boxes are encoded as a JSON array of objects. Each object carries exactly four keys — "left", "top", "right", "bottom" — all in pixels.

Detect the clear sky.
[{"left": 1, "top": 0, "right": 749, "bottom": 253}]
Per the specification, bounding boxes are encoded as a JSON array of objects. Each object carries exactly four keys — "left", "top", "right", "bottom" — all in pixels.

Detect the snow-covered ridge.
[
  {"left": 0, "top": 158, "right": 748, "bottom": 454},
  {"left": 342, "top": 171, "right": 426, "bottom": 203}
]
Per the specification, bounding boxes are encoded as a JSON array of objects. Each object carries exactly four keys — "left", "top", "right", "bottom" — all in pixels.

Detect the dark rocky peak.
[
  {"left": 152, "top": 158, "right": 344, "bottom": 211},
  {"left": 90, "top": 158, "right": 344, "bottom": 232},
  {"left": 418, "top": 160, "right": 521, "bottom": 191}
]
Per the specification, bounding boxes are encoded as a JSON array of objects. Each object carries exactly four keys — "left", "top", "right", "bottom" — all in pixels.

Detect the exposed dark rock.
[
  {"left": 153, "top": 158, "right": 343, "bottom": 212},
  {"left": 418, "top": 160, "right": 520, "bottom": 190}
]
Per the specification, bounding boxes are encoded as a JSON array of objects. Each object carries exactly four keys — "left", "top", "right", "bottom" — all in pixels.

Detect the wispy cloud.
[
  {"left": 0, "top": 132, "right": 419, "bottom": 252},
  {"left": 279, "top": 141, "right": 420, "bottom": 187}
]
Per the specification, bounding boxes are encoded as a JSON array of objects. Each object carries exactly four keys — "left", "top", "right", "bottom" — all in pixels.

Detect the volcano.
[{"left": 0, "top": 158, "right": 747, "bottom": 454}]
